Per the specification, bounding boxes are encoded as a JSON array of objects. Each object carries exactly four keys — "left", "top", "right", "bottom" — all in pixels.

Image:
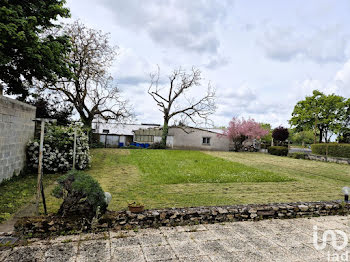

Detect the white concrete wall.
[
  {"left": 168, "top": 127, "right": 230, "bottom": 151},
  {"left": 154, "top": 136, "right": 174, "bottom": 148}
]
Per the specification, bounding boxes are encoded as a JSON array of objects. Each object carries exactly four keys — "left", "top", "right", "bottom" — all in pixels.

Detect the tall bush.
[
  {"left": 311, "top": 143, "right": 350, "bottom": 158},
  {"left": 27, "top": 123, "right": 90, "bottom": 173},
  {"left": 272, "top": 126, "right": 289, "bottom": 143}
]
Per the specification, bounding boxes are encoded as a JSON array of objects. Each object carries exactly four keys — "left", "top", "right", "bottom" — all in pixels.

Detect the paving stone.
[
  {"left": 43, "top": 243, "right": 78, "bottom": 262},
  {"left": 6, "top": 215, "right": 350, "bottom": 261},
  {"left": 168, "top": 240, "right": 205, "bottom": 258},
  {"left": 142, "top": 245, "right": 177, "bottom": 261},
  {"left": 76, "top": 240, "right": 110, "bottom": 262},
  {"left": 261, "top": 246, "right": 300, "bottom": 262},
  {"left": 222, "top": 237, "right": 255, "bottom": 252},
  {"left": 178, "top": 256, "right": 212, "bottom": 262},
  {"left": 111, "top": 235, "right": 140, "bottom": 248},
  {"left": 212, "top": 250, "right": 269, "bottom": 262},
  {"left": 285, "top": 243, "right": 323, "bottom": 260},
  {"left": 137, "top": 233, "right": 168, "bottom": 247},
  {"left": 189, "top": 230, "right": 220, "bottom": 241},
  {"left": 164, "top": 232, "right": 193, "bottom": 242},
  {"left": 197, "top": 240, "right": 231, "bottom": 256},
  {"left": 0, "top": 249, "right": 10, "bottom": 261},
  {"left": 111, "top": 246, "right": 145, "bottom": 262},
  {"left": 5, "top": 246, "right": 44, "bottom": 262}
]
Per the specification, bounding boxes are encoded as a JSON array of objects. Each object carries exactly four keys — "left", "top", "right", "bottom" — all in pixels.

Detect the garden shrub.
[
  {"left": 268, "top": 146, "right": 288, "bottom": 156},
  {"left": 311, "top": 143, "right": 350, "bottom": 158},
  {"left": 272, "top": 126, "right": 289, "bottom": 143},
  {"left": 52, "top": 170, "right": 107, "bottom": 218},
  {"left": 27, "top": 123, "right": 90, "bottom": 173},
  {"left": 288, "top": 152, "right": 307, "bottom": 159},
  {"left": 148, "top": 142, "right": 166, "bottom": 149}
]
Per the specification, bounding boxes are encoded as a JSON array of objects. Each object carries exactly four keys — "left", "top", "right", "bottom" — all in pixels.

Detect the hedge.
[
  {"left": 268, "top": 146, "right": 288, "bottom": 156},
  {"left": 311, "top": 143, "right": 350, "bottom": 158},
  {"left": 288, "top": 152, "right": 307, "bottom": 159}
]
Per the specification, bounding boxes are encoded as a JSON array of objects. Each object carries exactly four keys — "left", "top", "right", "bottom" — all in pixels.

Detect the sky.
[{"left": 65, "top": 0, "right": 350, "bottom": 128}]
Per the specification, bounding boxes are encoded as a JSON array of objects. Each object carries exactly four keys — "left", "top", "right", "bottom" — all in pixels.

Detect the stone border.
[
  {"left": 14, "top": 200, "right": 349, "bottom": 238},
  {"left": 307, "top": 154, "right": 350, "bottom": 165}
]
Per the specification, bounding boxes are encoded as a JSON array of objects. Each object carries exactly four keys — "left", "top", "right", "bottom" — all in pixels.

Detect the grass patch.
[
  {"left": 0, "top": 173, "right": 61, "bottom": 223},
  {"left": 122, "top": 150, "right": 291, "bottom": 184},
  {"left": 3, "top": 148, "right": 350, "bottom": 221}
]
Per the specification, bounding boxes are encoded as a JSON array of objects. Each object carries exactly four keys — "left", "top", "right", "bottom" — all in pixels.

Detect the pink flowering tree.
[{"left": 222, "top": 117, "right": 269, "bottom": 151}]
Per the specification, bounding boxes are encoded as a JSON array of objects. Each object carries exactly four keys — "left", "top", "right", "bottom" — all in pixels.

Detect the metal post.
[
  {"left": 36, "top": 120, "right": 45, "bottom": 215},
  {"left": 72, "top": 127, "right": 77, "bottom": 170}
]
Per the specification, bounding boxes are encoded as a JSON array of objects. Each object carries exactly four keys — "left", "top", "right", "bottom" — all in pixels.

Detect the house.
[
  {"left": 91, "top": 121, "right": 160, "bottom": 147},
  {"left": 133, "top": 126, "right": 230, "bottom": 151}
]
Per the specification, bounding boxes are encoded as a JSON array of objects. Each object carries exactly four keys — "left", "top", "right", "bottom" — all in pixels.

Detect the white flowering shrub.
[{"left": 27, "top": 123, "right": 91, "bottom": 173}]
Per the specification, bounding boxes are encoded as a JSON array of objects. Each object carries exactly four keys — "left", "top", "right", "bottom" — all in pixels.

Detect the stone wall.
[
  {"left": 307, "top": 154, "right": 350, "bottom": 165},
  {"left": 15, "top": 200, "right": 349, "bottom": 237},
  {"left": 0, "top": 96, "right": 36, "bottom": 182}
]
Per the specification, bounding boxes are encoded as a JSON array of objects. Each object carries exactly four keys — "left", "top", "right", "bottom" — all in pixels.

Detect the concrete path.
[
  {"left": 289, "top": 147, "right": 312, "bottom": 154},
  {"left": 1, "top": 215, "right": 350, "bottom": 262}
]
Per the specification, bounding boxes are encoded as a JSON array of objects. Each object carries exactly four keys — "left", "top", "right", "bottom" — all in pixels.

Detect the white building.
[
  {"left": 133, "top": 126, "right": 230, "bottom": 151},
  {"left": 91, "top": 121, "right": 160, "bottom": 147}
]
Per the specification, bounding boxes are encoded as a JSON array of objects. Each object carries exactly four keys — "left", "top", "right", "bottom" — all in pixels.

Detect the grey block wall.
[{"left": 0, "top": 96, "right": 36, "bottom": 183}]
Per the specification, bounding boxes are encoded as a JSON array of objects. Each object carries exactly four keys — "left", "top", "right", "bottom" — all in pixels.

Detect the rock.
[
  {"left": 137, "top": 214, "right": 146, "bottom": 220},
  {"left": 217, "top": 208, "right": 228, "bottom": 214},
  {"left": 298, "top": 205, "right": 309, "bottom": 211},
  {"left": 151, "top": 211, "right": 160, "bottom": 217}
]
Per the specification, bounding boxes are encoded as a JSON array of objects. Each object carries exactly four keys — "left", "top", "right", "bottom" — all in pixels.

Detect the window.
[
  {"left": 91, "top": 129, "right": 96, "bottom": 133},
  {"left": 102, "top": 129, "right": 109, "bottom": 134},
  {"left": 202, "top": 137, "right": 211, "bottom": 145}
]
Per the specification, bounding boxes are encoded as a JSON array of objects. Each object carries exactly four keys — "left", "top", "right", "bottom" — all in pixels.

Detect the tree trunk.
[
  {"left": 319, "top": 129, "right": 323, "bottom": 143},
  {"left": 161, "top": 118, "right": 169, "bottom": 147}
]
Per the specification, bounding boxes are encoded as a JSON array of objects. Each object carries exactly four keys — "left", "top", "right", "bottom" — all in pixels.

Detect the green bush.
[
  {"left": 52, "top": 170, "right": 107, "bottom": 218},
  {"left": 148, "top": 142, "right": 166, "bottom": 149},
  {"left": 268, "top": 146, "right": 288, "bottom": 156},
  {"left": 288, "top": 152, "right": 307, "bottom": 159},
  {"left": 311, "top": 143, "right": 350, "bottom": 158}
]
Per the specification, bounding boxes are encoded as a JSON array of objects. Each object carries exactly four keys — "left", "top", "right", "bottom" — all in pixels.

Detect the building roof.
[{"left": 92, "top": 122, "right": 160, "bottom": 136}]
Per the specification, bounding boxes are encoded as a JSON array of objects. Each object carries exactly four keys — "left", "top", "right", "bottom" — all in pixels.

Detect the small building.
[
  {"left": 91, "top": 121, "right": 160, "bottom": 147},
  {"left": 133, "top": 126, "right": 230, "bottom": 151}
]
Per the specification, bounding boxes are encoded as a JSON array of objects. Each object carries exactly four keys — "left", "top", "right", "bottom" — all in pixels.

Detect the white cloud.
[
  {"left": 259, "top": 25, "right": 348, "bottom": 63},
  {"left": 333, "top": 60, "right": 350, "bottom": 96},
  {"left": 101, "top": 0, "right": 232, "bottom": 54}
]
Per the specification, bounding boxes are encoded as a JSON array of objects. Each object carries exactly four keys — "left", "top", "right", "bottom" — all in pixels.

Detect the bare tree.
[
  {"left": 42, "top": 20, "right": 131, "bottom": 128},
  {"left": 148, "top": 67, "right": 216, "bottom": 146}
]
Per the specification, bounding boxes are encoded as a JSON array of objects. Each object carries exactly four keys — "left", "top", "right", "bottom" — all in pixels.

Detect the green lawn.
[
  {"left": 2, "top": 148, "right": 350, "bottom": 221},
  {"left": 0, "top": 173, "right": 61, "bottom": 223},
  {"left": 42, "top": 148, "right": 350, "bottom": 214}
]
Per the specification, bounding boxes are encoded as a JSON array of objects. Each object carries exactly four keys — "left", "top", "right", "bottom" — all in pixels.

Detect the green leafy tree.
[
  {"left": 289, "top": 90, "right": 347, "bottom": 143},
  {"left": 290, "top": 129, "right": 314, "bottom": 146},
  {"left": 0, "top": 0, "right": 71, "bottom": 100},
  {"left": 27, "top": 93, "right": 73, "bottom": 126},
  {"left": 260, "top": 123, "right": 272, "bottom": 144}
]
